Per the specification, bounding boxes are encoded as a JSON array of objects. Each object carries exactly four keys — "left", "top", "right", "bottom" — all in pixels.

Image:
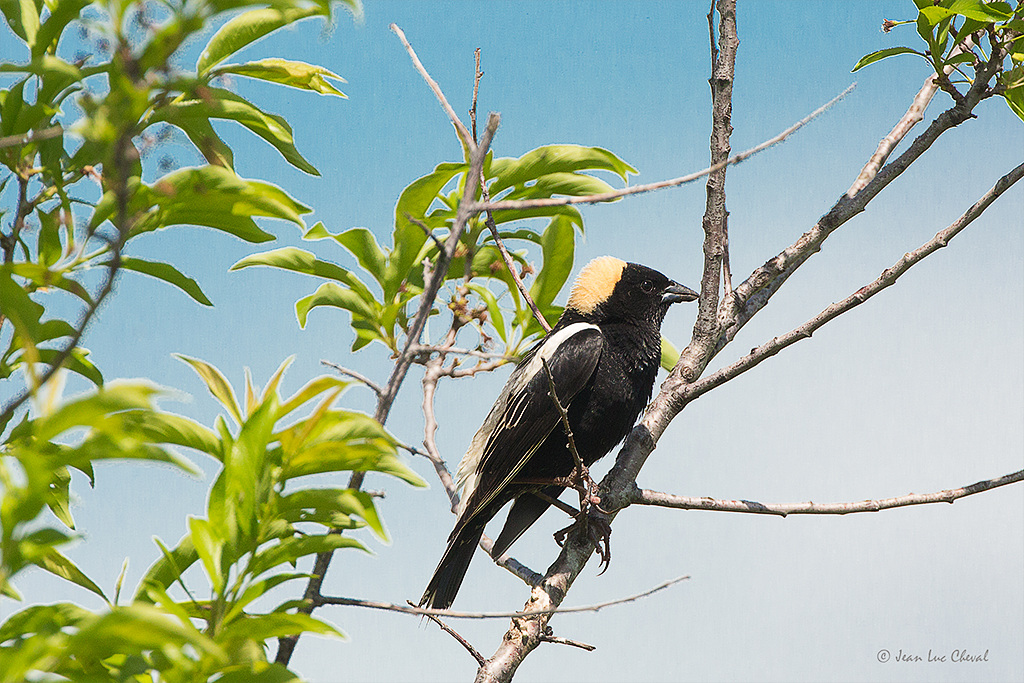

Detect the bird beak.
[{"left": 662, "top": 282, "right": 700, "bottom": 304}]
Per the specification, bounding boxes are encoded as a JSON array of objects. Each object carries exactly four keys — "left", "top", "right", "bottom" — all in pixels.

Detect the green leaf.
[
  {"left": 212, "top": 663, "right": 305, "bottom": 683},
  {"left": 530, "top": 215, "right": 576, "bottom": 310},
  {"left": 851, "top": 46, "right": 923, "bottom": 72},
  {"left": 98, "top": 409, "right": 223, "bottom": 461},
  {"left": 232, "top": 247, "right": 375, "bottom": 305},
  {"left": 169, "top": 115, "right": 235, "bottom": 169},
  {"left": 151, "top": 89, "right": 319, "bottom": 175},
  {"left": 219, "top": 612, "right": 344, "bottom": 644},
  {"left": 134, "top": 534, "right": 199, "bottom": 602},
  {"left": 18, "top": 380, "right": 163, "bottom": 443},
  {"left": 311, "top": 225, "right": 388, "bottom": 285},
  {"left": 188, "top": 516, "right": 224, "bottom": 593},
  {"left": 212, "top": 58, "right": 346, "bottom": 97},
  {"left": 63, "top": 603, "right": 225, "bottom": 663},
  {"left": 660, "top": 336, "right": 680, "bottom": 372},
  {"left": 503, "top": 171, "right": 618, "bottom": 202},
  {"left": 33, "top": 547, "right": 107, "bottom": 601},
  {"left": 176, "top": 354, "right": 243, "bottom": 424},
  {"left": 0, "top": 0, "right": 41, "bottom": 46},
  {"left": 32, "top": 0, "right": 90, "bottom": 58},
  {"left": 33, "top": 347, "right": 103, "bottom": 386},
  {"left": 279, "top": 375, "right": 351, "bottom": 416},
  {"left": 388, "top": 162, "right": 465, "bottom": 297},
  {"left": 223, "top": 572, "right": 310, "bottom": 624},
  {"left": 198, "top": 5, "right": 329, "bottom": 75},
  {"left": 112, "top": 257, "right": 213, "bottom": 306},
  {"left": 278, "top": 489, "right": 387, "bottom": 541},
  {"left": 92, "top": 167, "right": 308, "bottom": 241},
  {"left": 488, "top": 145, "right": 637, "bottom": 196},
  {"left": 467, "top": 282, "right": 507, "bottom": 344},
  {"left": 247, "top": 534, "right": 368, "bottom": 578},
  {"left": 295, "top": 281, "right": 378, "bottom": 329},
  {"left": 947, "top": 0, "right": 1013, "bottom": 22}
]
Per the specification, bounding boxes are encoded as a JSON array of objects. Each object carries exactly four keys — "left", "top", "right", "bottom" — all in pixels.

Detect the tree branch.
[
  {"left": 390, "top": 23, "right": 474, "bottom": 151},
  {"left": 680, "top": 161, "right": 1024, "bottom": 404},
  {"left": 631, "top": 470, "right": 1024, "bottom": 516},
  {"left": 314, "top": 574, "right": 689, "bottom": 619},
  {"left": 277, "top": 27, "right": 501, "bottom": 665},
  {"left": 846, "top": 36, "right": 975, "bottom": 198}
]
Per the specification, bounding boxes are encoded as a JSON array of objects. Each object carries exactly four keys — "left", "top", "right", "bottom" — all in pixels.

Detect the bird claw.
[{"left": 552, "top": 507, "right": 613, "bottom": 572}]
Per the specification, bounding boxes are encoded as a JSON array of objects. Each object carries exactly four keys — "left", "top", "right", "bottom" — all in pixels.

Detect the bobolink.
[{"left": 420, "top": 256, "right": 699, "bottom": 609}]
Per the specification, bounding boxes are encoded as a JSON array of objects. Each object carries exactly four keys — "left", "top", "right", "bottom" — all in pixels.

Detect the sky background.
[{"left": 3, "top": 1, "right": 1023, "bottom": 681}]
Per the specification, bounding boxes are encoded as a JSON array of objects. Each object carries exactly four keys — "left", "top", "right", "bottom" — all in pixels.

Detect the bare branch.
[
  {"left": 682, "top": 161, "right": 1024, "bottom": 403},
  {"left": 278, "top": 30, "right": 500, "bottom": 666},
  {"left": 408, "top": 343, "right": 513, "bottom": 360},
  {"left": 390, "top": 23, "right": 474, "bottom": 150},
  {"left": 0, "top": 125, "right": 63, "bottom": 150},
  {"left": 539, "top": 633, "right": 596, "bottom": 651},
  {"left": 846, "top": 36, "right": 975, "bottom": 198},
  {"left": 315, "top": 574, "right": 690, "bottom": 619},
  {"left": 632, "top": 470, "right": 1024, "bottom": 516},
  {"left": 471, "top": 84, "right": 853, "bottom": 215},
  {"left": 469, "top": 49, "right": 551, "bottom": 333},
  {"left": 410, "top": 600, "right": 486, "bottom": 665},
  {"left": 320, "top": 360, "right": 383, "bottom": 397}
]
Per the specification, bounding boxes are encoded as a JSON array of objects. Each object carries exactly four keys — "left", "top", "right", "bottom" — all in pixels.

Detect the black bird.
[{"left": 420, "top": 256, "right": 699, "bottom": 609}]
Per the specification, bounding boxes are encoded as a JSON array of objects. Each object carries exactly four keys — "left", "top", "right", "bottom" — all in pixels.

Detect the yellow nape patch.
[{"left": 566, "top": 256, "right": 626, "bottom": 314}]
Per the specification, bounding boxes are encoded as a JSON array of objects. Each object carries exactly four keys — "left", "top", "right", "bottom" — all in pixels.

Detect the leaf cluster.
[
  {"left": 0, "top": 357, "right": 423, "bottom": 681},
  {"left": 853, "top": 0, "right": 1024, "bottom": 120}
]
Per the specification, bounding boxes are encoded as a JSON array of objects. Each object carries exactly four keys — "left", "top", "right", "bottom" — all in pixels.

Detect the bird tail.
[{"left": 419, "top": 515, "right": 488, "bottom": 610}]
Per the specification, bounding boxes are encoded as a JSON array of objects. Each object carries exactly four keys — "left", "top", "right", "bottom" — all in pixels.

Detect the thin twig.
[
  {"left": 539, "top": 633, "right": 596, "bottom": 651},
  {"left": 320, "top": 360, "right": 383, "bottom": 397},
  {"left": 409, "top": 343, "right": 514, "bottom": 360},
  {"left": 468, "top": 49, "right": 552, "bottom": 333},
  {"left": 405, "top": 212, "right": 445, "bottom": 252},
  {"left": 391, "top": 23, "right": 474, "bottom": 150},
  {"left": 472, "top": 84, "right": 854, "bottom": 214},
  {"left": 540, "top": 358, "right": 583, "bottom": 476},
  {"left": 0, "top": 125, "right": 63, "bottom": 150},
  {"left": 409, "top": 600, "right": 486, "bottom": 665},
  {"left": 632, "top": 470, "right": 1024, "bottom": 516},
  {"left": 315, "top": 574, "right": 690, "bottom": 619},
  {"left": 278, "top": 33, "right": 501, "bottom": 666},
  {"left": 471, "top": 47, "right": 482, "bottom": 143},
  {"left": 483, "top": 207, "right": 551, "bottom": 333}
]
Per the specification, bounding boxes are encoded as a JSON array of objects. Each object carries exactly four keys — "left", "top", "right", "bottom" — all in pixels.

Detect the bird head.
[{"left": 564, "top": 256, "right": 699, "bottom": 327}]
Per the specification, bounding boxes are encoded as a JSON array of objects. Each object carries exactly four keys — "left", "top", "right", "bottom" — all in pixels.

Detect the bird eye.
[{"left": 640, "top": 279, "right": 654, "bottom": 294}]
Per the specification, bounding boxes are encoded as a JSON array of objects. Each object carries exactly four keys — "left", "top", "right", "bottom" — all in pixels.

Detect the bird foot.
[{"left": 553, "top": 508, "right": 613, "bottom": 573}]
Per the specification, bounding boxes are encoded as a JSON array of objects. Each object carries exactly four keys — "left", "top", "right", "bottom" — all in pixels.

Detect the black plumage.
[{"left": 420, "top": 256, "right": 699, "bottom": 609}]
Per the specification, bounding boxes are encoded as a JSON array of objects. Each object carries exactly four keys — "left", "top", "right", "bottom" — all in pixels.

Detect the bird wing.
[{"left": 454, "top": 322, "right": 604, "bottom": 528}]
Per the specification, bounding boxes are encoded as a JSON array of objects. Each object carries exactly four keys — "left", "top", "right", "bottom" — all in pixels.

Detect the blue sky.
[{"left": 4, "top": 1, "right": 1023, "bottom": 681}]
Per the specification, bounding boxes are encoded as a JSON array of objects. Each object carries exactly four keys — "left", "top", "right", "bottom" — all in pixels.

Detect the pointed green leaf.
[
  {"left": 175, "top": 355, "right": 243, "bottom": 424},
  {"left": 198, "top": 5, "right": 329, "bottom": 75},
  {"left": 530, "top": 215, "right": 576, "bottom": 310},
  {"left": 852, "top": 46, "right": 923, "bottom": 72},
  {"left": 247, "top": 534, "right": 368, "bottom": 578},
  {"left": 112, "top": 257, "right": 213, "bottom": 306},
  {"left": 211, "top": 58, "right": 346, "bottom": 96},
  {"left": 488, "top": 145, "right": 636, "bottom": 196},
  {"left": 151, "top": 89, "right": 319, "bottom": 175},
  {"left": 295, "top": 281, "right": 378, "bottom": 329},
  {"left": 33, "top": 547, "right": 107, "bottom": 601}
]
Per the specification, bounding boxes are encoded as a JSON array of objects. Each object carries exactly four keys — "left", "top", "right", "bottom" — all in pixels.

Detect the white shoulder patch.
[{"left": 453, "top": 322, "right": 600, "bottom": 515}]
